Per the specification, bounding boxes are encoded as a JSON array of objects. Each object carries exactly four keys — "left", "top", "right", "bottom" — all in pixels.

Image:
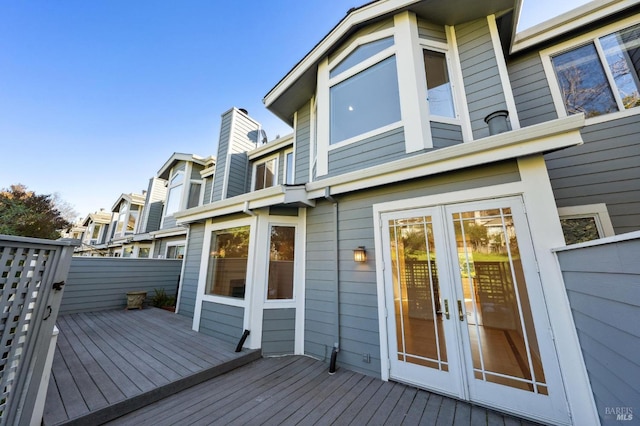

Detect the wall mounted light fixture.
[{"left": 353, "top": 246, "right": 367, "bottom": 263}]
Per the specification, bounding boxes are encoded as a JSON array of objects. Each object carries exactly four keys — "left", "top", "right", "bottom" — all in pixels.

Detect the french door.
[{"left": 381, "top": 197, "right": 570, "bottom": 425}]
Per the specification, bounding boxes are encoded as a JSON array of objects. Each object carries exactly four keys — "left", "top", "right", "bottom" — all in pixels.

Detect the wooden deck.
[
  {"left": 43, "top": 308, "right": 260, "bottom": 426},
  {"left": 106, "top": 356, "right": 541, "bottom": 426}
]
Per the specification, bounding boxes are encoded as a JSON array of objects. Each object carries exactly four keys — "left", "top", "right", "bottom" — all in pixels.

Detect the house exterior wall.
[
  {"left": 555, "top": 235, "right": 640, "bottom": 425},
  {"left": 262, "top": 308, "right": 296, "bottom": 356},
  {"left": 456, "top": 17, "right": 509, "bottom": 140},
  {"left": 177, "top": 222, "right": 205, "bottom": 318},
  {"left": 305, "top": 160, "right": 521, "bottom": 377},
  {"left": 140, "top": 177, "right": 167, "bottom": 233},
  {"left": 294, "top": 101, "right": 311, "bottom": 185},
  {"left": 212, "top": 111, "right": 233, "bottom": 202},
  {"left": 199, "top": 302, "right": 245, "bottom": 345}
]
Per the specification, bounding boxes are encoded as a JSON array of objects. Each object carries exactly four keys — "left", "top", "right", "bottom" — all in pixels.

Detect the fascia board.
[
  {"left": 263, "top": 0, "right": 421, "bottom": 108},
  {"left": 156, "top": 152, "right": 207, "bottom": 179},
  {"left": 148, "top": 227, "right": 187, "bottom": 238},
  {"left": 247, "top": 133, "right": 294, "bottom": 160},
  {"left": 511, "top": 0, "right": 638, "bottom": 53},
  {"left": 307, "top": 114, "right": 585, "bottom": 198}
]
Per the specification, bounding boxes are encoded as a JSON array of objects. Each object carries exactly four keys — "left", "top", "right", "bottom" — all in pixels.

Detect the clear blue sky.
[{"left": 0, "top": 0, "right": 588, "bottom": 221}]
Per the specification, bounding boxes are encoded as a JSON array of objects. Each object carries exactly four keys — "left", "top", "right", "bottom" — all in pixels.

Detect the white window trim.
[
  {"left": 187, "top": 178, "right": 205, "bottom": 209},
  {"left": 558, "top": 203, "right": 615, "bottom": 239},
  {"left": 251, "top": 153, "right": 279, "bottom": 191},
  {"left": 165, "top": 241, "right": 186, "bottom": 259},
  {"left": 447, "top": 25, "right": 473, "bottom": 142},
  {"left": 540, "top": 15, "right": 640, "bottom": 125},
  {"left": 162, "top": 168, "right": 186, "bottom": 220},
  {"left": 417, "top": 41, "right": 461, "bottom": 125}
]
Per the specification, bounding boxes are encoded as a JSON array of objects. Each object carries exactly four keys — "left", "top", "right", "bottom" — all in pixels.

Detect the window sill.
[
  {"left": 202, "top": 294, "right": 246, "bottom": 308},
  {"left": 581, "top": 107, "right": 640, "bottom": 126}
]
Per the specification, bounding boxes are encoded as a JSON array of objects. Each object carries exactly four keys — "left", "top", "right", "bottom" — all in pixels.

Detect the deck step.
[{"left": 58, "top": 349, "right": 261, "bottom": 426}]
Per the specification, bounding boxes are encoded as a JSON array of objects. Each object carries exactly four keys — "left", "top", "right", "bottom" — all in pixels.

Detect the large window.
[
  {"left": 267, "top": 226, "right": 295, "bottom": 300},
  {"left": 165, "top": 171, "right": 184, "bottom": 216},
  {"left": 329, "top": 36, "right": 400, "bottom": 145},
  {"left": 254, "top": 157, "right": 277, "bottom": 190},
  {"left": 206, "top": 226, "right": 250, "bottom": 298},
  {"left": 547, "top": 22, "right": 640, "bottom": 119}
]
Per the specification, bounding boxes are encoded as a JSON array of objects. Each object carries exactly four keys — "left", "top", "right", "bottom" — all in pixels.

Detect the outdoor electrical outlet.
[{"left": 363, "top": 353, "right": 371, "bottom": 363}]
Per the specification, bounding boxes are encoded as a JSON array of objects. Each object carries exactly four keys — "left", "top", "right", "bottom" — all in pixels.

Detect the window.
[
  {"left": 329, "top": 37, "right": 400, "bottom": 145},
  {"left": 206, "top": 226, "right": 250, "bottom": 298},
  {"left": 165, "top": 171, "right": 184, "bottom": 216},
  {"left": 285, "top": 150, "right": 294, "bottom": 185},
  {"left": 558, "top": 204, "right": 615, "bottom": 245},
  {"left": 267, "top": 226, "right": 295, "bottom": 300},
  {"left": 546, "top": 22, "right": 640, "bottom": 119},
  {"left": 122, "top": 246, "right": 133, "bottom": 258},
  {"left": 138, "top": 247, "right": 150, "bottom": 258},
  {"left": 254, "top": 157, "right": 277, "bottom": 190},
  {"left": 166, "top": 244, "right": 185, "bottom": 259},
  {"left": 187, "top": 181, "right": 202, "bottom": 208},
  {"left": 423, "top": 49, "right": 455, "bottom": 118}
]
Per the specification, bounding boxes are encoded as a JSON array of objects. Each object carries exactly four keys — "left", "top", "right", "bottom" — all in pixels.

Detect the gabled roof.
[
  {"left": 157, "top": 152, "right": 207, "bottom": 180},
  {"left": 110, "top": 193, "right": 146, "bottom": 212},
  {"left": 511, "top": 0, "right": 640, "bottom": 53},
  {"left": 81, "top": 210, "right": 112, "bottom": 227},
  {"left": 263, "top": 0, "right": 515, "bottom": 124}
]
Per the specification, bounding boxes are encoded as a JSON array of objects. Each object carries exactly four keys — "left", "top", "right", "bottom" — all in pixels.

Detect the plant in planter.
[{"left": 151, "top": 288, "right": 176, "bottom": 312}]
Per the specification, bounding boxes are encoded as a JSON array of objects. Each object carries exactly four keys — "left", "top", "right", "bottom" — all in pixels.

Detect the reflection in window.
[
  {"left": 254, "top": 159, "right": 276, "bottom": 190},
  {"left": 207, "top": 226, "right": 250, "bottom": 298},
  {"left": 267, "top": 226, "right": 295, "bottom": 300},
  {"left": 330, "top": 36, "right": 394, "bottom": 78},
  {"left": 330, "top": 56, "right": 401, "bottom": 144},
  {"left": 551, "top": 23, "right": 640, "bottom": 117},
  {"left": 187, "top": 182, "right": 202, "bottom": 208},
  {"left": 424, "top": 50, "right": 455, "bottom": 118},
  {"left": 560, "top": 216, "right": 601, "bottom": 245},
  {"left": 167, "top": 244, "right": 185, "bottom": 259},
  {"left": 285, "top": 152, "right": 294, "bottom": 185},
  {"left": 138, "top": 247, "right": 150, "bottom": 258}
]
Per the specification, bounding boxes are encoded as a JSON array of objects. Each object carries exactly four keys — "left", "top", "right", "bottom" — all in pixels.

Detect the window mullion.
[{"left": 594, "top": 37, "right": 625, "bottom": 111}]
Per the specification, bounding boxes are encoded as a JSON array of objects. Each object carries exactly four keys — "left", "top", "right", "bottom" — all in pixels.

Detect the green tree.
[{"left": 0, "top": 184, "right": 72, "bottom": 239}]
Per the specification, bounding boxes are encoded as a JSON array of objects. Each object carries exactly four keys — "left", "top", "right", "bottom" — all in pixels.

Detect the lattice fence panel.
[{"left": 0, "top": 244, "right": 55, "bottom": 423}]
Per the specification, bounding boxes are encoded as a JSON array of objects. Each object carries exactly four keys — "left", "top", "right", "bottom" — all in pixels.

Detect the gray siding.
[
  {"left": 294, "top": 101, "right": 311, "bottom": 185},
  {"left": 305, "top": 161, "right": 521, "bottom": 377},
  {"left": 417, "top": 18, "right": 447, "bottom": 43},
  {"left": 212, "top": 111, "right": 233, "bottom": 202},
  {"left": 432, "top": 122, "right": 463, "bottom": 148},
  {"left": 556, "top": 236, "right": 640, "bottom": 425},
  {"left": 508, "top": 51, "right": 558, "bottom": 127},
  {"left": 262, "top": 308, "right": 295, "bottom": 356},
  {"left": 226, "top": 111, "right": 259, "bottom": 197},
  {"left": 199, "top": 301, "right": 244, "bottom": 345},
  {"left": 456, "top": 18, "right": 508, "bottom": 140},
  {"left": 327, "top": 127, "right": 408, "bottom": 177},
  {"left": 60, "top": 258, "right": 182, "bottom": 314},
  {"left": 141, "top": 177, "right": 167, "bottom": 233},
  {"left": 161, "top": 216, "right": 178, "bottom": 230},
  {"left": 545, "top": 114, "right": 640, "bottom": 234},
  {"left": 203, "top": 176, "right": 214, "bottom": 205},
  {"left": 178, "top": 223, "right": 205, "bottom": 318}
]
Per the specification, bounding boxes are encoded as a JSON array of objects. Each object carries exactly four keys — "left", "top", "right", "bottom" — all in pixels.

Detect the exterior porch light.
[{"left": 353, "top": 246, "right": 367, "bottom": 263}]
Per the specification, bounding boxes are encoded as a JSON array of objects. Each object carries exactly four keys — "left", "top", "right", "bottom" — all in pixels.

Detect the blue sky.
[{"left": 0, "top": 0, "right": 589, "bottom": 221}]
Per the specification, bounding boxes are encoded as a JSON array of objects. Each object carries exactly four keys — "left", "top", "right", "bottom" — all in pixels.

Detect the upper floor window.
[
  {"left": 267, "top": 225, "right": 295, "bottom": 300},
  {"left": 423, "top": 49, "right": 455, "bottom": 118},
  {"left": 544, "top": 20, "right": 640, "bottom": 120},
  {"left": 206, "top": 225, "right": 250, "bottom": 298},
  {"left": 329, "top": 36, "right": 401, "bottom": 145},
  {"left": 187, "top": 181, "right": 202, "bottom": 209},
  {"left": 285, "top": 150, "right": 294, "bottom": 185},
  {"left": 165, "top": 171, "right": 184, "bottom": 216},
  {"left": 253, "top": 157, "right": 277, "bottom": 190}
]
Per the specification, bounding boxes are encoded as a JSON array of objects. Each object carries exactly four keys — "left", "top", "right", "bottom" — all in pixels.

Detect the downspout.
[{"left": 324, "top": 187, "right": 340, "bottom": 374}]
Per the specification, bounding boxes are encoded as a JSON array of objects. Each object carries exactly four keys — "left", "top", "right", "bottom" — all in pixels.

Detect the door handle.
[
  {"left": 457, "top": 300, "right": 464, "bottom": 321},
  {"left": 444, "top": 299, "right": 450, "bottom": 320}
]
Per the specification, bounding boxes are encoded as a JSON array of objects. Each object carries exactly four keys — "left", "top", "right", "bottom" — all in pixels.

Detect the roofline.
[
  {"left": 511, "top": 0, "right": 640, "bottom": 53},
  {"left": 156, "top": 152, "right": 207, "bottom": 179},
  {"left": 263, "top": 0, "right": 420, "bottom": 108}
]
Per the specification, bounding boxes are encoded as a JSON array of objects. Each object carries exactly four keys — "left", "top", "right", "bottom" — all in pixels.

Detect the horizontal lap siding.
[
  {"left": 306, "top": 161, "right": 521, "bottom": 377},
  {"left": 456, "top": 18, "right": 508, "bottom": 140},
  {"left": 431, "top": 122, "right": 463, "bottom": 148},
  {"left": 545, "top": 115, "right": 640, "bottom": 234},
  {"left": 178, "top": 223, "right": 205, "bottom": 319},
  {"left": 212, "top": 113, "right": 232, "bottom": 202},
  {"left": 556, "top": 238, "right": 640, "bottom": 425},
  {"left": 417, "top": 19, "right": 447, "bottom": 43},
  {"left": 199, "top": 301, "right": 244, "bottom": 345},
  {"left": 262, "top": 308, "right": 295, "bottom": 356},
  {"left": 61, "top": 258, "right": 182, "bottom": 314},
  {"left": 295, "top": 101, "right": 311, "bottom": 185},
  {"left": 226, "top": 113, "right": 259, "bottom": 198},
  {"left": 508, "top": 51, "right": 557, "bottom": 127}
]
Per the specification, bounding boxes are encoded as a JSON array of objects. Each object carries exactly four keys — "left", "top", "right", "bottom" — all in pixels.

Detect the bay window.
[{"left": 206, "top": 226, "right": 251, "bottom": 298}]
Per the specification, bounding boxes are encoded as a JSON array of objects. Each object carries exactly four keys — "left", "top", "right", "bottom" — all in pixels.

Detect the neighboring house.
[
  {"left": 60, "top": 221, "right": 86, "bottom": 241},
  {"left": 148, "top": 1, "right": 637, "bottom": 425},
  {"left": 104, "top": 192, "right": 147, "bottom": 257},
  {"left": 148, "top": 152, "right": 212, "bottom": 259},
  {"left": 76, "top": 209, "right": 112, "bottom": 256}
]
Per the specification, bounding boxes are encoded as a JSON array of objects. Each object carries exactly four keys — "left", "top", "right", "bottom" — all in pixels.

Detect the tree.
[{"left": 0, "top": 184, "right": 72, "bottom": 240}]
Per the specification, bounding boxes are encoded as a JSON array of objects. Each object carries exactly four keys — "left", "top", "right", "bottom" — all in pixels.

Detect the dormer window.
[
  {"left": 328, "top": 36, "right": 400, "bottom": 145},
  {"left": 165, "top": 171, "right": 184, "bottom": 216}
]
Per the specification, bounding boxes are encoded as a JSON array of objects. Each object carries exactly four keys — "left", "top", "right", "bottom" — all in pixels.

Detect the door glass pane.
[
  {"left": 452, "top": 208, "right": 547, "bottom": 394},
  {"left": 388, "top": 216, "right": 448, "bottom": 372}
]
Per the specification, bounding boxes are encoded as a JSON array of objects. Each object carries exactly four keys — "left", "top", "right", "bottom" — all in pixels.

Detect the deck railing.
[{"left": 0, "top": 235, "right": 77, "bottom": 426}]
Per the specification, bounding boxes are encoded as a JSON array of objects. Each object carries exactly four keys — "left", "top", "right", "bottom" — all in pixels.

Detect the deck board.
[
  {"left": 43, "top": 308, "right": 260, "bottom": 426},
  {"left": 107, "top": 357, "right": 540, "bottom": 426}
]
